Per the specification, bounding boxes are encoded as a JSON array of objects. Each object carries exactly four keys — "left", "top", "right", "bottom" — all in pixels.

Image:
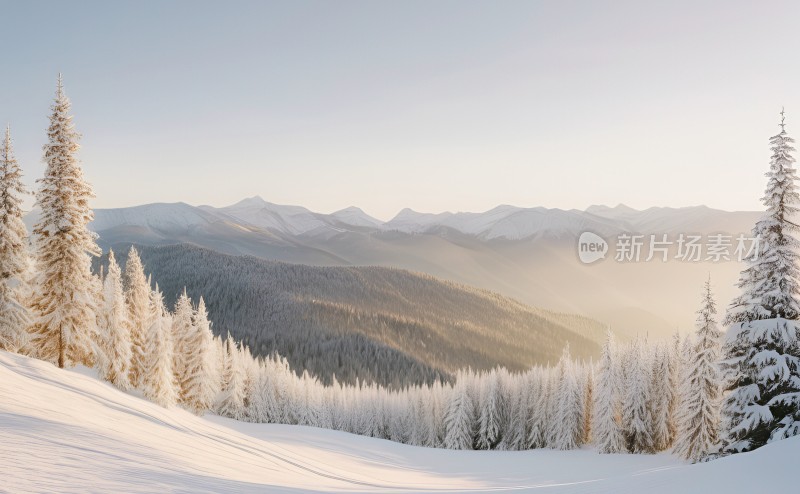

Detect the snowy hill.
[{"left": 2, "top": 350, "right": 797, "bottom": 493}]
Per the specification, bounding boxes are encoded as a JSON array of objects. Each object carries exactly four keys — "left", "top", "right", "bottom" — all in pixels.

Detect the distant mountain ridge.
[{"left": 79, "top": 196, "right": 761, "bottom": 242}]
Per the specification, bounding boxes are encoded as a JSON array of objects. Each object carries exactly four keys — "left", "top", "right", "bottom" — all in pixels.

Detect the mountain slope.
[
  {"left": 101, "top": 244, "right": 606, "bottom": 387},
  {"left": 2, "top": 350, "right": 798, "bottom": 494}
]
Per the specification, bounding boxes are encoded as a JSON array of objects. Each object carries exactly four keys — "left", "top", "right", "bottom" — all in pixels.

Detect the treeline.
[{"left": 97, "top": 243, "right": 606, "bottom": 387}]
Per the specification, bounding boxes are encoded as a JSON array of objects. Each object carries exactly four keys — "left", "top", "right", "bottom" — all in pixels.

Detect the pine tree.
[
  {"left": 125, "top": 247, "right": 150, "bottom": 387},
  {"left": 527, "top": 368, "right": 548, "bottom": 449},
  {"left": 29, "top": 76, "right": 101, "bottom": 368},
  {"left": 727, "top": 110, "right": 800, "bottom": 323},
  {"left": 141, "top": 285, "right": 177, "bottom": 407},
  {"left": 443, "top": 375, "right": 475, "bottom": 450},
  {"left": 171, "top": 288, "right": 194, "bottom": 401},
  {"left": 552, "top": 345, "right": 583, "bottom": 450},
  {"left": 650, "top": 342, "right": 673, "bottom": 451},
  {"left": 182, "top": 297, "right": 221, "bottom": 413},
  {"left": 593, "top": 330, "right": 625, "bottom": 453},
  {"left": 0, "top": 125, "right": 31, "bottom": 352},
  {"left": 667, "top": 331, "right": 683, "bottom": 446},
  {"left": 721, "top": 111, "right": 800, "bottom": 452},
  {"left": 581, "top": 362, "right": 594, "bottom": 445},
  {"left": 217, "top": 338, "right": 247, "bottom": 420},
  {"left": 675, "top": 278, "right": 722, "bottom": 461},
  {"left": 623, "top": 337, "right": 655, "bottom": 453},
  {"left": 96, "top": 249, "right": 132, "bottom": 389},
  {"left": 476, "top": 369, "right": 505, "bottom": 449}
]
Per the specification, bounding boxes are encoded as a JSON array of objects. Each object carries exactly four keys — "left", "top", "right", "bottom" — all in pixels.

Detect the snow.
[
  {"left": 330, "top": 206, "right": 384, "bottom": 228},
  {"left": 2, "top": 350, "right": 798, "bottom": 493},
  {"left": 89, "top": 202, "right": 221, "bottom": 232}
]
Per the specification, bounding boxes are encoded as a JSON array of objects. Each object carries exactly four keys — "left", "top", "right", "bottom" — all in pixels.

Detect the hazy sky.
[{"left": 1, "top": 1, "right": 799, "bottom": 220}]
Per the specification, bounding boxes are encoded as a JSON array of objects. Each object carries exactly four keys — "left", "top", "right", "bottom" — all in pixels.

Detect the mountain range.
[{"left": 26, "top": 197, "right": 762, "bottom": 338}]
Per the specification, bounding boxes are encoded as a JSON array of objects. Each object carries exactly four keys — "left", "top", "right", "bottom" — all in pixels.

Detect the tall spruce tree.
[
  {"left": 593, "top": 330, "right": 625, "bottom": 453},
  {"left": 476, "top": 369, "right": 505, "bottom": 449},
  {"left": 721, "top": 111, "right": 800, "bottom": 452},
  {"left": 443, "top": 374, "right": 475, "bottom": 450},
  {"left": 0, "top": 125, "right": 31, "bottom": 352},
  {"left": 552, "top": 344, "right": 583, "bottom": 450},
  {"left": 726, "top": 109, "right": 800, "bottom": 323},
  {"left": 141, "top": 284, "right": 177, "bottom": 407},
  {"left": 182, "top": 297, "right": 220, "bottom": 414},
  {"left": 675, "top": 277, "right": 722, "bottom": 461},
  {"left": 171, "top": 288, "right": 194, "bottom": 402},
  {"left": 97, "top": 249, "right": 132, "bottom": 389},
  {"left": 29, "top": 76, "right": 101, "bottom": 368},
  {"left": 623, "top": 337, "right": 655, "bottom": 453},
  {"left": 125, "top": 247, "right": 150, "bottom": 387}
]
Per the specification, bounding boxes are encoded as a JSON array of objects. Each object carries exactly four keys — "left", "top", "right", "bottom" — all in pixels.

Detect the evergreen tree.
[
  {"left": 721, "top": 111, "right": 800, "bottom": 452},
  {"left": 476, "top": 369, "right": 505, "bottom": 449},
  {"left": 675, "top": 278, "right": 722, "bottom": 461},
  {"left": 217, "top": 338, "right": 248, "bottom": 420},
  {"left": 125, "top": 247, "right": 150, "bottom": 387},
  {"left": 650, "top": 342, "right": 673, "bottom": 451},
  {"left": 726, "top": 109, "right": 800, "bottom": 323},
  {"left": 0, "top": 125, "right": 31, "bottom": 352},
  {"left": 181, "top": 297, "right": 221, "bottom": 413},
  {"left": 141, "top": 285, "right": 177, "bottom": 407},
  {"left": 171, "top": 288, "right": 194, "bottom": 401},
  {"left": 623, "top": 337, "right": 655, "bottom": 453},
  {"left": 527, "top": 368, "right": 548, "bottom": 449},
  {"left": 552, "top": 345, "right": 583, "bottom": 450},
  {"left": 667, "top": 331, "right": 683, "bottom": 446},
  {"left": 29, "top": 76, "right": 101, "bottom": 368},
  {"left": 593, "top": 330, "right": 625, "bottom": 453},
  {"left": 96, "top": 249, "right": 132, "bottom": 389},
  {"left": 443, "top": 375, "right": 475, "bottom": 450}
]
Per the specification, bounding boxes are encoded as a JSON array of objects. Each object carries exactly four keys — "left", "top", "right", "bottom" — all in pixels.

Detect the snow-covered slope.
[{"left": 2, "top": 350, "right": 797, "bottom": 493}]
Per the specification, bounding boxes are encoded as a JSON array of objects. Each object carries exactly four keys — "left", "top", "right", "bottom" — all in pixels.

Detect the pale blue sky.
[{"left": 1, "top": 1, "right": 798, "bottom": 220}]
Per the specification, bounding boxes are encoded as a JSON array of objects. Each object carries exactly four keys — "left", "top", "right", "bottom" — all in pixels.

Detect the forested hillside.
[{"left": 99, "top": 244, "right": 605, "bottom": 387}]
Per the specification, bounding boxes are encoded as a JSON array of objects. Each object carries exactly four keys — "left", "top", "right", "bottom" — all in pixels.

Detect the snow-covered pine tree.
[
  {"left": 650, "top": 342, "right": 673, "bottom": 451},
  {"left": 623, "top": 337, "right": 655, "bottom": 453},
  {"left": 579, "top": 361, "right": 594, "bottom": 445},
  {"left": 29, "top": 77, "right": 101, "bottom": 368},
  {"left": 217, "top": 337, "right": 248, "bottom": 420},
  {"left": 0, "top": 125, "right": 31, "bottom": 353},
  {"left": 667, "top": 331, "right": 683, "bottom": 446},
  {"left": 141, "top": 285, "right": 177, "bottom": 407},
  {"left": 124, "top": 247, "right": 150, "bottom": 387},
  {"left": 476, "top": 368, "right": 506, "bottom": 449},
  {"left": 726, "top": 110, "right": 800, "bottom": 323},
  {"left": 181, "top": 297, "right": 221, "bottom": 414},
  {"left": 527, "top": 367, "right": 548, "bottom": 449},
  {"left": 171, "top": 288, "right": 194, "bottom": 401},
  {"left": 674, "top": 277, "right": 722, "bottom": 461},
  {"left": 96, "top": 249, "right": 132, "bottom": 389},
  {"left": 443, "top": 373, "right": 475, "bottom": 450},
  {"left": 552, "top": 345, "right": 583, "bottom": 450},
  {"left": 506, "top": 371, "right": 532, "bottom": 450},
  {"left": 593, "top": 330, "right": 625, "bottom": 453},
  {"left": 721, "top": 111, "right": 800, "bottom": 452}
]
